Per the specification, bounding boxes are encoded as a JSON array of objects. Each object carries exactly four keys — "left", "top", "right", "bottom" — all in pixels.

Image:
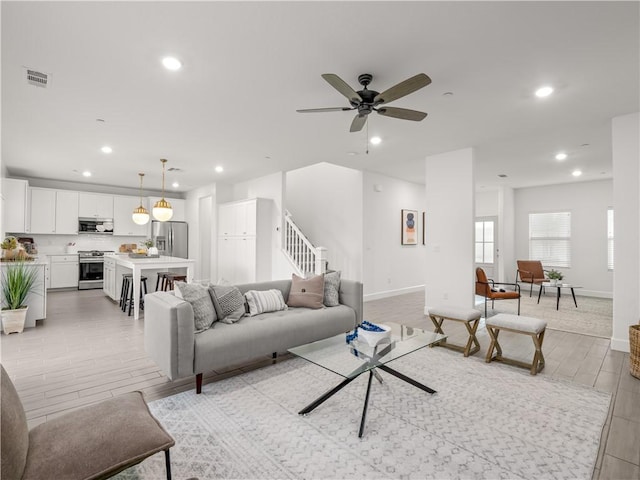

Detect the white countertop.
[{"left": 114, "top": 255, "right": 195, "bottom": 266}]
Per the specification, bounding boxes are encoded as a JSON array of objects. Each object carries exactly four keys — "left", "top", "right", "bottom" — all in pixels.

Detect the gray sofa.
[{"left": 144, "top": 278, "right": 363, "bottom": 393}]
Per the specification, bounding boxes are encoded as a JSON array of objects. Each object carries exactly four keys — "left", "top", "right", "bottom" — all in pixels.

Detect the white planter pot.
[
  {"left": 147, "top": 247, "right": 158, "bottom": 256},
  {"left": 549, "top": 279, "right": 558, "bottom": 286},
  {"left": 2, "top": 306, "right": 28, "bottom": 334}
]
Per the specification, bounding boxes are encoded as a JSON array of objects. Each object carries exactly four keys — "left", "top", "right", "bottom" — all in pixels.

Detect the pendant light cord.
[{"left": 138, "top": 173, "right": 145, "bottom": 207}]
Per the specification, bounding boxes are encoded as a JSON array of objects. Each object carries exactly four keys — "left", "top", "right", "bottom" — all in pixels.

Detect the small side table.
[{"left": 538, "top": 282, "right": 582, "bottom": 310}]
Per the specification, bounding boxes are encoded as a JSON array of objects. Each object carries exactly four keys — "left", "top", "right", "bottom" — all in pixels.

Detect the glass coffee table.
[
  {"left": 538, "top": 282, "right": 582, "bottom": 310},
  {"left": 288, "top": 322, "right": 446, "bottom": 437}
]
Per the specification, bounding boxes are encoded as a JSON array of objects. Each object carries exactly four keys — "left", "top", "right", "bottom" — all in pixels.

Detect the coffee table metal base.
[{"left": 298, "top": 364, "right": 436, "bottom": 438}]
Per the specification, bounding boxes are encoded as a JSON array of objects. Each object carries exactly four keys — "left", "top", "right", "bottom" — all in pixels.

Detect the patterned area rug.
[
  {"left": 483, "top": 292, "right": 613, "bottom": 338},
  {"left": 116, "top": 348, "right": 611, "bottom": 480}
]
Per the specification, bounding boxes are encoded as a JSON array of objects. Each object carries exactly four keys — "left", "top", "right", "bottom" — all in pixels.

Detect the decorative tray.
[{"left": 128, "top": 253, "right": 160, "bottom": 258}]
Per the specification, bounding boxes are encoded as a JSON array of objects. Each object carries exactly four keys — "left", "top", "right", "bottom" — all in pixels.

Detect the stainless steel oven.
[{"left": 78, "top": 250, "right": 112, "bottom": 290}]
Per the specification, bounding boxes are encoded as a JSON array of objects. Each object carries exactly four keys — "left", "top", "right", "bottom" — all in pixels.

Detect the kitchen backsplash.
[{"left": 25, "top": 234, "right": 147, "bottom": 254}]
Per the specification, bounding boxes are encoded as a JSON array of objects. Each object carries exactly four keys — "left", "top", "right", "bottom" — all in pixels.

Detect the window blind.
[
  {"left": 607, "top": 208, "right": 614, "bottom": 270},
  {"left": 528, "top": 212, "right": 571, "bottom": 267}
]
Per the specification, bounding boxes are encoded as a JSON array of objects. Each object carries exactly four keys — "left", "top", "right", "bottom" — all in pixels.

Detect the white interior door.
[{"left": 475, "top": 216, "right": 499, "bottom": 280}]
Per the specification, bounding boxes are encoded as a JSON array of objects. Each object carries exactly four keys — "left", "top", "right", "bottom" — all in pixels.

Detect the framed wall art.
[
  {"left": 422, "top": 211, "right": 426, "bottom": 245},
  {"left": 401, "top": 209, "right": 418, "bottom": 245}
]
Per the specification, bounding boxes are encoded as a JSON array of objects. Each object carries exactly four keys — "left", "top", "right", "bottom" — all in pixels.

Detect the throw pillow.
[
  {"left": 287, "top": 274, "right": 325, "bottom": 309},
  {"left": 323, "top": 270, "right": 341, "bottom": 307},
  {"left": 209, "top": 285, "right": 246, "bottom": 324},
  {"left": 245, "top": 289, "right": 288, "bottom": 317},
  {"left": 174, "top": 282, "right": 217, "bottom": 333}
]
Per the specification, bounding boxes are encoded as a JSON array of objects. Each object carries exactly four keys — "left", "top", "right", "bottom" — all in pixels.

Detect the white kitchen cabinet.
[
  {"left": 217, "top": 198, "right": 271, "bottom": 284},
  {"left": 148, "top": 197, "right": 185, "bottom": 222},
  {"left": 218, "top": 199, "right": 260, "bottom": 237},
  {"left": 1, "top": 178, "right": 29, "bottom": 233},
  {"left": 28, "top": 188, "right": 78, "bottom": 234},
  {"left": 29, "top": 188, "right": 56, "bottom": 234},
  {"left": 78, "top": 193, "right": 114, "bottom": 218},
  {"left": 103, "top": 256, "right": 117, "bottom": 300},
  {"left": 49, "top": 255, "right": 79, "bottom": 289},
  {"left": 113, "top": 196, "right": 148, "bottom": 236},
  {"left": 55, "top": 190, "right": 79, "bottom": 234}
]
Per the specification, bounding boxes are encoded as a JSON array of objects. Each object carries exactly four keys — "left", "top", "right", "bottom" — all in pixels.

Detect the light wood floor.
[{"left": 1, "top": 289, "right": 639, "bottom": 479}]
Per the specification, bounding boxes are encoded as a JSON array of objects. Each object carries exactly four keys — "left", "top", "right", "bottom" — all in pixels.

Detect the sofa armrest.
[
  {"left": 143, "top": 292, "right": 196, "bottom": 381},
  {"left": 339, "top": 279, "right": 363, "bottom": 326}
]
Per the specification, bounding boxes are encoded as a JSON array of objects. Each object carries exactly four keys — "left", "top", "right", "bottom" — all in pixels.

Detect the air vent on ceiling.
[
  {"left": 25, "top": 68, "right": 49, "bottom": 88},
  {"left": 167, "top": 167, "right": 183, "bottom": 172}
]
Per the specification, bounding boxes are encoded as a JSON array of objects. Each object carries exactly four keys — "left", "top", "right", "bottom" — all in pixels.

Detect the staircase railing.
[{"left": 283, "top": 212, "right": 327, "bottom": 276}]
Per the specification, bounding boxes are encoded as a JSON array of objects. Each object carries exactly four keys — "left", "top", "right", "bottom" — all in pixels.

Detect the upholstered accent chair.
[
  {"left": 1, "top": 365, "right": 175, "bottom": 480},
  {"left": 475, "top": 267, "right": 521, "bottom": 318},
  {"left": 516, "top": 260, "right": 549, "bottom": 297}
]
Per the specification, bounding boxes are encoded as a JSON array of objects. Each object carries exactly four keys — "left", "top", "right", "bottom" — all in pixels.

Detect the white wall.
[
  {"left": 475, "top": 190, "right": 499, "bottom": 217},
  {"left": 425, "top": 148, "right": 476, "bottom": 310},
  {"left": 498, "top": 187, "right": 515, "bottom": 283},
  {"left": 514, "top": 179, "right": 613, "bottom": 297},
  {"left": 611, "top": 112, "right": 640, "bottom": 352},
  {"left": 286, "top": 163, "right": 363, "bottom": 282},
  {"left": 363, "top": 172, "right": 426, "bottom": 299}
]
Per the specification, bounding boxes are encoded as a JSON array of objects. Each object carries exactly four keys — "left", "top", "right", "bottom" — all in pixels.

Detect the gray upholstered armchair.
[{"left": 1, "top": 365, "right": 175, "bottom": 480}]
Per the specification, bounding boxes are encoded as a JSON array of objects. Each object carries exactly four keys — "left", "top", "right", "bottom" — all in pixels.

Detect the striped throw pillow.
[{"left": 244, "top": 289, "right": 288, "bottom": 317}]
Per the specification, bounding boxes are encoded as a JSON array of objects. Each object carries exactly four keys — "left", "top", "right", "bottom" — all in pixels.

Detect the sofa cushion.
[
  {"left": 209, "top": 285, "right": 246, "bottom": 324},
  {"left": 174, "top": 282, "right": 216, "bottom": 333},
  {"left": 323, "top": 271, "right": 341, "bottom": 307},
  {"left": 245, "top": 289, "right": 287, "bottom": 317},
  {"left": 287, "top": 274, "right": 325, "bottom": 309}
]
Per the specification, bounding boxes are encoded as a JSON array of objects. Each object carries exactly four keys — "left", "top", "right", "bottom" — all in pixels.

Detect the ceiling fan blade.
[
  {"left": 296, "top": 107, "right": 353, "bottom": 113},
  {"left": 377, "top": 107, "right": 427, "bottom": 121},
  {"left": 373, "top": 73, "right": 432, "bottom": 104},
  {"left": 322, "top": 74, "right": 363, "bottom": 104},
  {"left": 350, "top": 114, "right": 367, "bottom": 132}
]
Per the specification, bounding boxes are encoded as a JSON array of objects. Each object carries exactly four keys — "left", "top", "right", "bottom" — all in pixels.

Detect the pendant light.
[
  {"left": 132, "top": 173, "right": 150, "bottom": 225},
  {"left": 152, "top": 158, "right": 173, "bottom": 221}
]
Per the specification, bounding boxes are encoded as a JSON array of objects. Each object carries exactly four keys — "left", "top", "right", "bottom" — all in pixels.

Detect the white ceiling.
[{"left": 2, "top": 2, "right": 639, "bottom": 193}]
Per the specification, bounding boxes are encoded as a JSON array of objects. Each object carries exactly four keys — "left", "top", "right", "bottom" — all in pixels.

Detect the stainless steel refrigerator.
[{"left": 151, "top": 221, "right": 188, "bottom": 258}]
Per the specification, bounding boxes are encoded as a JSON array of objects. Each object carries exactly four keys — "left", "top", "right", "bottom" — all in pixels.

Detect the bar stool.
[
  {"left": 155, "top": 272, "right": 171, "bottom": 292},
  {"left": 163, "top": 273, "right": 187, "bottom": 291},
  {"left": 120, "top": 274, "right": 148, "bottom": 316}
]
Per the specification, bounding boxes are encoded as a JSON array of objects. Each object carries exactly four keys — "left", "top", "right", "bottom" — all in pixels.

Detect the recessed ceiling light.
[
  {"left": 82, "top": 171, "right": 91, "bottom": 177},
  {"left": 347, "top": 151, "right": 358, "bottom": 156},
  {"left": 572, "top": 169, "right": 582, "bottom": 177},
  {"left": 171, "top": 182, "right": 179, "bottom": 188},
  {"left": 498, "top": 174, "right": 508, "bottom": 178},
  {"left": 555, "top": 152, "right": 567, "bottom": 161},
  {"left": 162, "top": 56, "right": 182, "bottom": 71},
  {"left": 215, "top": 166, "right": 224, "bottom": 173},
  {"left": 370, "top": 136, "right": 382, "bottom": 145},
  {"left": 442, "top": 92, "right": 454, "bottom": 96},
  {"left": 101, "top": 146, "right": 112, "bottom": 154},
  {"left": 535, "top": 86, "right": 554, "bottom": 98}
]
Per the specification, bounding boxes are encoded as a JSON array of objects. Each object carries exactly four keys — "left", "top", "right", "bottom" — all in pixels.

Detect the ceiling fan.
[{"left": 297, "top": 73, "right": 431, "bottom": 132}]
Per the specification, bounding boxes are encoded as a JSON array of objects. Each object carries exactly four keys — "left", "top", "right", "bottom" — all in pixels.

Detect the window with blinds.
[
  {"left": 607, "top": 208, "right": 614, "bottom": 271},
  {"left": 528, "top": 212, "right": 571, "bottom": 267}
]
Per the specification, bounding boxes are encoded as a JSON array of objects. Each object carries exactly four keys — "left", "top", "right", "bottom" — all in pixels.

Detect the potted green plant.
[
  {"left": 547, "top": 269, "right": 564, "bottom": 286},
  {"left": 1, "top": 261, "right": 39, "bottom": 334},
  {"left": 144, "top": 239, "right": 158, "bottom": 256}
]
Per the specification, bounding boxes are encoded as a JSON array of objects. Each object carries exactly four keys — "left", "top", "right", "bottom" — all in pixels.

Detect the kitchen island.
[{"left": 112, "top": 255, "right": 195, "bottom": 320}]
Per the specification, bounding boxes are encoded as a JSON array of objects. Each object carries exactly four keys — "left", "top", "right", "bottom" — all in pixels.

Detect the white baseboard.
[
  {"left": 363, "top": 285, "right": 424, "bottom": 302},
  {"left": 610, "top": 337, "right": 630, "bottom": 353}
]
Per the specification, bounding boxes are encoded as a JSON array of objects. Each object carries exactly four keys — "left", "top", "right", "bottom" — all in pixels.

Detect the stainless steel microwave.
[{"left": 78, "top": 218, "right": 114, "bottom": 234}]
